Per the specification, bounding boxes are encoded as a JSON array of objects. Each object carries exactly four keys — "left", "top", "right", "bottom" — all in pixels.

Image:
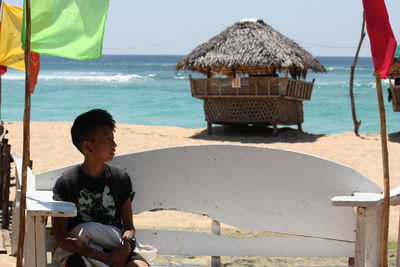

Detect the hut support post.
[
  {"left": 375, "top": 72, "right": 390, "bottom": 267},
  {"left": 297, "top": 123, "right": 302, "bottom": 132},
  {"left": 349, "top": 14, "right": 365, "bottom": 136},
  {"left": 207, "top": 68, "right": 211, "bottom": 78},
  {"left": 16, "top": 0, "right": 32, "bottom": 266}
]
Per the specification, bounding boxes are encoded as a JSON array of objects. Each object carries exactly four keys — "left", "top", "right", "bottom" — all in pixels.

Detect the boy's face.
[{"left": 85, "top": 125, "right": 116, "bottom": 163}]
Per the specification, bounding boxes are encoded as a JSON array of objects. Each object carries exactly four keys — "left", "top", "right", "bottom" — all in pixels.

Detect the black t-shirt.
[{"left": 53, "top": 165, "right": 133, "bottom": 231}]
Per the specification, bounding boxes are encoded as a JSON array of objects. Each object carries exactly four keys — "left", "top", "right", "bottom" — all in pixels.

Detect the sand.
[{"left": 2, "top": 121, "right": 400, "bottom": 265}]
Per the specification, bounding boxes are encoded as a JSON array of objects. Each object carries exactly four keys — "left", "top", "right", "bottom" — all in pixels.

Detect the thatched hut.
[
  {"left": 389, "top": 45, "right": 400, "bottom": 111},
  {"left": 176, "top": 19, "right": 326, "bottom": 134}
]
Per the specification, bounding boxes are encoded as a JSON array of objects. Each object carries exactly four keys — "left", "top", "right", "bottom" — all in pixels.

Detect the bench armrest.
[
  {"left": 26, "top": 190, "right": 76, "bottom": 217},
  {"left": 331, "top": 192, "right": 383, "bottom": 207},
  {"left": 332, "top": 187, "right": 400, "bottom": 207}
]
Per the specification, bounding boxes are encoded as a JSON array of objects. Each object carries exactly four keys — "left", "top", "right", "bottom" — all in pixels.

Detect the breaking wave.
[{"left": 2, "top": 72, "right": 155, "bottom": 83}]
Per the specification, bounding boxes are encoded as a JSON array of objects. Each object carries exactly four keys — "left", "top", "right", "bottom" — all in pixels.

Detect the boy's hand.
[
  {"left": 108, "top": 243, "right": 131, "bottom": 267},
  {"left": 67, "top": 237, "right": 112, "bottom": 264}
]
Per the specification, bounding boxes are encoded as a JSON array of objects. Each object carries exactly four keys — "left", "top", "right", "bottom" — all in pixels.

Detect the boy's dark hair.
[{"left": 71, "top": 109, "right": 115, "bottom": 153}]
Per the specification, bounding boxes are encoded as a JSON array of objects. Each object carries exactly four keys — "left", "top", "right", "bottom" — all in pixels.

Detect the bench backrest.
[{"left": 36, "top": 145, "right": 381, "bottom": 257}]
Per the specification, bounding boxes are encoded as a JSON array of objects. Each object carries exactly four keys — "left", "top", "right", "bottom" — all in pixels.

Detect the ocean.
[{"left": 1, "top": 55, "right": 398, "bottom": 135}]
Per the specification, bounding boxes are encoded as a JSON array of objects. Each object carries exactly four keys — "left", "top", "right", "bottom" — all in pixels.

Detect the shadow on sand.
[
  {"left": 190, "top": 125, "right": 324, "bottom": 144},
  {"left": 388, "top": 131, "right": 400, "bottom": 143}
]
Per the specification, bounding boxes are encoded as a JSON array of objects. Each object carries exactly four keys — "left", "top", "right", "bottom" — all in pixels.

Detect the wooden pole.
[
  {"left": 0, "top": 70, "right": 2, "bottom": 121},
  {"left": 16, "top": 0, "right": 32, "bottom": 265},
  {"left": 349, "top": 14, "right": 365, "bottom": 136},
  {"left": 375, "top": 72, "right": 390, "bottom": 267},
  {"left": 0, "top": 0, "right": 2, "bottom": 120}
]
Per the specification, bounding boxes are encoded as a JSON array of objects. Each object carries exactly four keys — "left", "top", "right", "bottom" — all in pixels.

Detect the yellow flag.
[{"left": 0, "top": 3, "right": 25, "bottom": 71}]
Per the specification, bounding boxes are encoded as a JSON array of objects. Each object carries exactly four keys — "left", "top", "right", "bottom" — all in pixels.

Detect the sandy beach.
[{"left": 2, "top": 121, "right": 400, "bottom": 266}]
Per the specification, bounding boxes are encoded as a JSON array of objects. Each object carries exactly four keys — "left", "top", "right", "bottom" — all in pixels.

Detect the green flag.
[{"left": 22, "top": 0, "right": 109, "bottom": 60}]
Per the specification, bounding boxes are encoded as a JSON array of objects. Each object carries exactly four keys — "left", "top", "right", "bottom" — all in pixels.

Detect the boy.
[{"left": 53, "top": 109, "right": 149, "bottom": 267}]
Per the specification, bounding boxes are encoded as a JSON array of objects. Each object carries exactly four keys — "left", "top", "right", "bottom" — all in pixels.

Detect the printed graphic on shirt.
[{"left": 77, "top": 185, "right": 116, "bottom": 224}]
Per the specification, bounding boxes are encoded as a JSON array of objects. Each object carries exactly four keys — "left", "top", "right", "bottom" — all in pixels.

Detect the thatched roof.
[{"left": 176, "top": 19, "right": 326, "bottom": 79}]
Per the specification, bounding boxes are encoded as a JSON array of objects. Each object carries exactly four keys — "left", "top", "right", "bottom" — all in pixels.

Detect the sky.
[{"left": 4, "top": 0, "right": 400, "bottom": 57}]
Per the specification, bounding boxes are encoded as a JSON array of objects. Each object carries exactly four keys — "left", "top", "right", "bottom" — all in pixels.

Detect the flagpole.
[
  {"left": 0, "top": 69, "right": 2, "bottom": 120},
  {"left": 375, "top": 72, "right": 390, "bottom": 267},
  {"left": 16, "top": 0, "right": 31, "bottom": 265},
  {"left": 0, "top": 0, "right": 2, "bottom": 120}
]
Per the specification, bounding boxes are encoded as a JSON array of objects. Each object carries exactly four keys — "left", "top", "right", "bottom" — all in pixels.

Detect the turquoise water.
[{"left": 1, "top": 55, "right": 398, "bottom": 134}]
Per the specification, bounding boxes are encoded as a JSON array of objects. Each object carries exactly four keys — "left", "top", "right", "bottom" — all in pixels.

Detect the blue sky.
[{"left": 5, "top": 0, "right": 400, "bottom": 57}]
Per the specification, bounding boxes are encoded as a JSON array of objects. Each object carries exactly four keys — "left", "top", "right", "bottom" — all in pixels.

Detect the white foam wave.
[
  {"left": 326, "top": 66, "right": 371, "bottom": 71},
  {"left": 3, "top": 73, "right": 154, "bottom": 83},
  {"left": 1, "top": 75, "right": 24, "bottom": 81}
]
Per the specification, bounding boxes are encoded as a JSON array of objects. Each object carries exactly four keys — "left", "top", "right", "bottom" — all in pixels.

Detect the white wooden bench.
[{"left": 11, "top": 145, "right": 390, "bottom": 266}]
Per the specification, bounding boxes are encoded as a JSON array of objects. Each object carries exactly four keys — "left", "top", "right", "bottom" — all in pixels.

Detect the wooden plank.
[
  {"left": 295, "top": 82, "right": 300, "bottom": 98},
  {"left": 302, "top": 83, "right": 307, "bottom": 99},
  {"left": 24, "top": 215, "right": 36, "bottom": 267},
  {"left": 281, "top": 96, "right": 309, "bottom": 101},
  {"left": 13, "top": 155, "right": 35, "bottom": 192},
  {"left": 26, "top": 191, "right": 76, "bottom": 218},
  {"left": 287, "top": 80, "right": 293, "bottom": 97},
  {"left": 354, "top": 208, "right": 366, "bottom": 267},
  {"left": 365, "top": 206, "right": 382, "bottom": 266},
  {"left": 211, "top": 220, "right": 221, "bottom": 267},
  {"left": 301, "top": 83, "right": 306, "bottom": 99},
  {"left": 10, "top": 190, "right": 20, "bottom": 255},
  {"left": 331, "top": 193, "right": 383, "bottom": 207},
  {"left": 307, "top": 83, "right": 312, "bottom": 99},
  {"left": 135, "top": 229, "right": 355, "bottom": 257},
  {"left": 34, "top": 216, "right": 47, "bottom": 267},
  {"left": 300, "top": 82, "right": 305, "bottom": 98},
  {"left": 189, "top": 75, "right": 194, "bottom": 96},
  {"left": 305, "top": 84, "right": 311, "bottom": 99}
]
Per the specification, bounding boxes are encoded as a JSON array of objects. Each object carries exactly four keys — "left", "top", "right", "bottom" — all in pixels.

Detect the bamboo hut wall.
[{"left": 190, "top": 77, "right": 313, "bottom": 101}]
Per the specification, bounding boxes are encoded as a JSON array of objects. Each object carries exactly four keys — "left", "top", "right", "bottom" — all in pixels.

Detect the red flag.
[
  {"left": 29, "top": 52, "right": 40, "bottom": 93},
  {"left": 362, "top": 0, "right": 397, "bottom": 79},
  {"left": 0, "top": 66, "right": 7, "bottom": 75}
]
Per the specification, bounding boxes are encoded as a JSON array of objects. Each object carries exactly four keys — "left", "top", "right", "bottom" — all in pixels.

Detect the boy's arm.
[
  {"left": 121, "top": 197, "right": 135, "bottom": 237},
  {"left": 53, "top": 217, "right": 111, "bottom": 264},
  {"left": 107, "top": 198, "right": 135, "bottom": 266}
]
